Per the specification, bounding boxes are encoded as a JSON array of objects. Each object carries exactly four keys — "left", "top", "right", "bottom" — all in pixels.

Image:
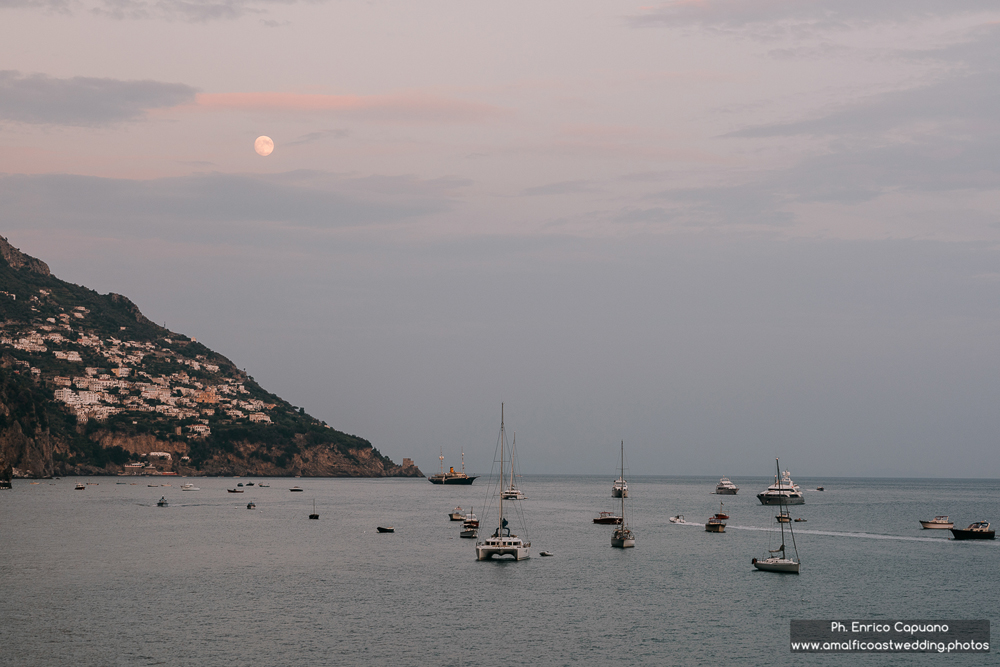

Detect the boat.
[
  {"left": 228, "top": 488, "right": 243, "bottom": 493},
  {"left": 181, "top": 483, "right": 199, "bottom": 491},
  {"left": 258, "top": 483, "right": 270, "bottom": 488},
  {"left": 593, "top": 511, "right": 622, "bottom": 525},
  {"left": 920, "top": 516, "right": 954, "bottom": 529},
  {"left": 461, "top": 508, "right": 479, "bottom": 527},
  {"left": 715, "top": 477, "right": 739, "bottom": 494},
  {"left": 539, "top": 551, "right": 553, "bottom": 557},
  {"left": 757, "top": 468, "right": 805, "bottom": 505},
  {"left": 500, "top": 434, "right": 526, "bottom": 499},
  {"left": 237, "top": 483, "right": 243, "bottom": 487},
  {"left": 476, "top": 404, "right": 531, "bottom": 561},
  {"left": 776, "top": 509, "right": 792, "bottom": 523},
  {"left": 611, "top": 441, "right": 635, "bottom": 548},
  {"left": 950, "top": 521, "right": 995, "bottom": 540},
  {"left": 377, "top": 526, "right": 394, "bottom": 533},
  {"left": 669, "top": 515, "right": 685, "bottom": 524},
  {"left": 309, "top": 499, "right": 319, "bottom": 520},
  {"left": 75, "top": 482, "right": 86, "bottom": 490},
  {"left": 290, "top": 487, "right": 303, "bottom": 492},
  {"left": 157, "top": 496, "right": 168, "bottom": 507},
  {"left": 752, "top": 458, "right": 800, "bottom": 574},
  {"left": 246, "top": 482, "right": 254, "bottom": 486},
  {"left": 427, "top": 448, "right": 479, "bottom": 485},
  {"left": 0, "top": 479, "right": 12, "bottom": 490},
  {"left": 147, "top": 484, "right": 158, "bottom": 488},
  {"left": 449, "top": 507, "right": 465, "bottom": 521},
  {"left": 706, "top": 501, "right": 727, "bottom": 532},
  {"left": 246, "top": 502, "right": 256, "bottom": 509},
  {"left": 460, "top": 508, "right": 479, "bottom": 538},
  {"left": 816, "top": 487, "right": 824, "bottom": 491},
  {"left": 794, "top": 517, "right": 807, "bottom": 522}
]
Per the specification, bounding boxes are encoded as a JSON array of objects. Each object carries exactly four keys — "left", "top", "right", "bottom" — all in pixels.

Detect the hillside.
[{"left": 0, "top": 235, "right": 422, "bottom": 479}]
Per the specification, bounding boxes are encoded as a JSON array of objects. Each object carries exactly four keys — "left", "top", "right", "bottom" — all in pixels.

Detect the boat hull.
[
  {"left": 376, "top": 526, "right": 394, "bottom": 533},
  {"left": 705, "top": 523, "right": 725, "bottom": 533},
  {"left": 611, "top": 537, "right": 635, "bottom": 548},
  {"left": 757, "top": 493, "right": 804, "bottom": 505},
  {"left": 428, "top": 475, "right": 478, "bottom": 485},
  {"left": 593, "top": 516, "right": 622, "bottom": 525},
  {"left": 715, "top": 488, "right": 738, "bottom": 495},
  {"left": 950, "top": 529, "right": 995, "bottom": 540},
  {"left": 476, "top": 544, "right": 529, "bottom": 560},
  {"left": 753, "top": 558, "right": 799, "bottom": 573}
]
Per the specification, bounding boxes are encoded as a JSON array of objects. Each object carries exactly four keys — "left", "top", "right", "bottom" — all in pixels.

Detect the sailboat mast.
[
  {"left": 499, "top": 402, "right": 504, "bottom": 535},
  {"left": 776, "top": 458, "right": 786, "bottom": 559},
  {"left": 620, "top": 440, "right": 625, "bottom": 524}
]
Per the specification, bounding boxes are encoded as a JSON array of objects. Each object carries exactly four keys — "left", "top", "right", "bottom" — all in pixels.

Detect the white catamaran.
[
  {"left": 611, "top": 440, "right": 635, "bottom": 548},
  {"left": 752, "top": 458, "right": 800, "bottom": 574},
  {"left": 476, "top": 404, "right": 530, "bottom": 561}
]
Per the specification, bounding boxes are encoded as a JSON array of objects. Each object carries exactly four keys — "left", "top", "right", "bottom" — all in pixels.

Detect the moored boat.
[
  {"left": 610, "top": 441, "right": 635, "bottom": 548},
  {"left": 377, "top": 526, "right": 394, "bottom": 533},
  {"left": 428, "top": 448, "right": 478, "bottom": 485},
  {"left": 449, "top": 507, "right": 465, "bottom": 521},
  {"left": 75, "top": 482, "right": 86, "bottom": 490},
  {"left": 753, "top": 459, "right": 800, "bottom": 574},
  {"left": 228, "top": 488, "right": 243, "bottom": 493},
  {"left": 950, "top": 522, "right": 995, "bottom": 540},
  {"left": 715, "top": 477, "right": 739, "bottom": 494},
  {"left": 757, "top": 468, "right": 805, "bottom": 505},
  {"left": 593, "top": 511, "right": 622, "bottom": 525},
  {"left": 476, "top": 404, "right": 530, "bottom": 561},
  {"left": 920, "top": 516, "right": 954, "bottom": 530},
  {"left": 290, "top": 487, "right": 303, "bottom": 492}
]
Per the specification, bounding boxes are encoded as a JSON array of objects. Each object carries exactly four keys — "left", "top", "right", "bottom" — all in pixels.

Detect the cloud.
[
  {"left": 193, "top": 92, "right": 509, "bottom": 124},
  {"left": 521, "top": 180, "right": 596, "bottom": 196},
  {"left": 0, "top": 70, "right": 196, "bottom": 126},
  {"left": 630, "top": 0, "right": 998, "bottom": 31},
  {"left": 92, "top": 0, "right": 301, "bottom": 22},
  {"left": 0, "top": 170, "right": 466, "bottom": 242},
  {"left": 286, "top": 129, "right": 349, "bottom": 146}
]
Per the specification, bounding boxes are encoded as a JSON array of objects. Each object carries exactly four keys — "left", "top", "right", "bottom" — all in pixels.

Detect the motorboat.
[
  {"left": 289, "top": 487, "right": 303, "bottom": 492},
  {"left": 228, "top": 488, "right": 243, "bottom": 493},
  {"left": 715, "top": 477, "right": 739, "bottom": 495},
  {"left": 794, "top": 517, "right": 807, "bottom": 522},
  {"left": 757, "top": 468, "right": 805, "bottom": 505},
  {"left": 258, "top": 483, "right": 270, "bottom": 488},
  {"left": 181, "top": 483, "right": 199, "bottom": 491},
  {"left": 156, "top": 497, "right": 168, "bottom": 507},
  {"left": 593, "top": 511, "right": 622, "bottom": 525},
  {"left": 706, "top": 501, "right": 727, "bottom": 532},
  {"left": 427, "top": 449, "right": 478, "bottom": 485},
  {"left": 476, "top": 404, "right": 531, "bottom": 561},
  {"left": 75, "top": 483, "right": 86, "bottom": 490},
  {"left": 461, "top": 509, "right": 479, "bottom": 527},
  {"left": 920, "top": 516, "right": 954, "bottom": 529},
  {"left": 377, "top": 526, "right": 395, "bottom": 533},
  {"left": 950, "top": 522, "right": 995, "bottom": 540},
  {"left": 449, "top": 507, "right": 465, "bottom": 521},
  {"left": 610, "top": 441, "right": 635, "bottom": 549},
  {"left": 776, "top": 511, "right": 791, "bottom": 523},
  {"left": 752, "top": 459, "right": 800, "bottom": 574},
  {"left": 669, "top": 515, "right": 685, "bottom": 524},
  {"left": 612, "top": 477, "right": 628, "bottom": 498},
  {"left": 539, "top": 551, "right": 554, "bottom": 557},
  {"left": 712, "top": 503, "right": 729, "bottom": 520},
  {"left": 246, "top": 482, "right": 254, "bottom": 486},
  {"left": 237, "top": 483, "right": 243, "bottom": 487},
  {"left": 246, "top": 502, "right": 256, "bottom": 509}
]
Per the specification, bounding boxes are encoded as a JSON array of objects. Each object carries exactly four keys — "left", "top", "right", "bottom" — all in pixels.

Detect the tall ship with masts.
[
  {"left": 427, "top": 448, "right": 478, "bottom": 485},
  {"left": 476, "top": 404, "right": 530, "bottom": 561}
]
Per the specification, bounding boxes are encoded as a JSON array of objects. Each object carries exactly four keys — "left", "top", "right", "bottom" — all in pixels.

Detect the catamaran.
[
  {"left": 476, "top": 404, "right": 530, "bottom": 561},
  {"left": 611, "top": 441, "right": 635, "bottom": 548},
  {"left": 752, "top": 458, "right": 800, "bottom": 574}
]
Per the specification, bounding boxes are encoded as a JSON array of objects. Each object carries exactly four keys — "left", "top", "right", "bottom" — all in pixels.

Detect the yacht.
[
  {"left": 427, "top": 449, "right": 478, "bottom": 485},
  {"left": 715, "top": 477, "right": 739, "bottom": 494},
  {"left": 181, "top": 483, "right": 199, "bottom": 491},
  {"left": 756, "top": 469, "right": 805, "bottom": 505},
  {"left": 593, "top": 511, "right": 622, "bottom": 525},
  {"left": 476, "top": 404, "right": 530, "bottom": 561},
  {"left": 919, "top": 516, "right": 953, "bottom": 529}
]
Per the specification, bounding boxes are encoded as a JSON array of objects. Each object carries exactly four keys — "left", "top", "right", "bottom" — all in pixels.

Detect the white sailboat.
[
  {"left": 611, "top": 441, "right": 635, "bottom": 548},
  {"left": 476, "top": 404, "right": 530, "bottom": 561},
  {"left": 500, "top": 433, "right": 526, "bottom": 500},
  {"left": 752, "top": 458, "right": 800, "bottom": 574}
]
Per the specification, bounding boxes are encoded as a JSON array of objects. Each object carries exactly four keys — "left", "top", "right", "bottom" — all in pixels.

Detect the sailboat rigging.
[
  {"left": 611, "top": 440, "right": 635, "bottom": 548},
  {"left": 476, "top": 403, "right": 530, "bottom": 561},
  {"left": 752, "top": 458, "right": 800, "bottom": 574}
]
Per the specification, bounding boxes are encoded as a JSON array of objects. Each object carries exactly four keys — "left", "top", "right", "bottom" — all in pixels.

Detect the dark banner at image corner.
[{"left": 790, "top": 620, "right": 990, "bottom": 653}]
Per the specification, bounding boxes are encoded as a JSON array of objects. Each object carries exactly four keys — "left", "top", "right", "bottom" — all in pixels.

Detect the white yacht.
[
  {"left": 756, "top": 469, "right": 804, "bottom": 505},
  {"left": 477, "top": 404, "right": 530, "bottom": 561},
  {"left": 612, "top": 476, "right": 628, "bottom": 498},
  {"left": 715, "top": 477, "right": 739, "bottom": 494}
]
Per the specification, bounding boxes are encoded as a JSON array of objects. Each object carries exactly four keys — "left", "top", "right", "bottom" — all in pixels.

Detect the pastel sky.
[{"left": 3, "top": 0, "right": 1000, "bottom": 477}]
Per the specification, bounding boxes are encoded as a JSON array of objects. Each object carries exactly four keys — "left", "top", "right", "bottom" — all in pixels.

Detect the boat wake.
[{"left": 726, "top": 525, "right": 963, "bottom": 543}]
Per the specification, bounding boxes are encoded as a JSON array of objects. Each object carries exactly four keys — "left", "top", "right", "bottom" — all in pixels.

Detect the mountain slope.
[{"left": 0, "top": 235, "right": 422, "bottom": 479}]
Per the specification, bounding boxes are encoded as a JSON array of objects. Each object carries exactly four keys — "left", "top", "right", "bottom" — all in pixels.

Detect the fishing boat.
[
  {"left": 449, "top": 507, "right": 465, "bottom": 521},
  {"left": 950, "top": 521, "right": 995, "bottom": 540},
  {"left": 593, "top": 511, "right": 622, "bottom": 525},
  {"left": 752, "top": 459, "right": 800, "bottom": 574},
  {"left": 427, "top": 448, "right": 478, "bottom": 485},
  {"left": 611, "top": 441, "right": 635, "bottom": 548},
  {"left": 500, "top": 434, "right": 526, "bottom": 499},
  {"left": 715, "top": 477, "right": 739, "bottom": 494},
  {"left": 309, "top": 500, "right": 319, "bottom": 520},
  {"left": 757, "top": 468, "right": 804, "bottom": 505},
  {"left": 920, "top": 516, "right": 954, "bottom": 529},
  {"left": 476, "top": 404, "right": 530, "bottom": 561},
  {"left": 156, "top": 497, "right": 168, "bottom": 507},
  {"left": 712, "top": 503, "right": 729, "bottom": 520}
]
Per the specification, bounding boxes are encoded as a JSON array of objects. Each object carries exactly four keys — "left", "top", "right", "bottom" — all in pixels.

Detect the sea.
[{"left": 2, "top": 475, "right": 998, "bottom": 666}]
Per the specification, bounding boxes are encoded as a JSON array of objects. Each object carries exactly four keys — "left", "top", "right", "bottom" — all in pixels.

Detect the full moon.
[{"left": 254, "top": 136, "right": 274, "bottom": 156}]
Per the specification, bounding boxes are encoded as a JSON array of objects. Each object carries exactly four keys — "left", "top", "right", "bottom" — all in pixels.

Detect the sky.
[{"left": 2, "top": 0, "right": 1000, "bottom": 478}]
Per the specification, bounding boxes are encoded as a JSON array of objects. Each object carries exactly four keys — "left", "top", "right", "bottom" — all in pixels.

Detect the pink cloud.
[{"left": 192, "top": 92, "right": 509, "bottom": 123}]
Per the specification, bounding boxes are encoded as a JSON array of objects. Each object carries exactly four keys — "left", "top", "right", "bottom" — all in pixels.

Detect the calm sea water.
[{"left": 2, "top": 475, "right": 998, "bottom": 666}]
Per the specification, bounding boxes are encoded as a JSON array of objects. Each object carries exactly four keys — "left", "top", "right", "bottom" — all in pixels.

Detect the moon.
[{"left": 254, "top": 136, "right": 274, "bottom": 156}]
